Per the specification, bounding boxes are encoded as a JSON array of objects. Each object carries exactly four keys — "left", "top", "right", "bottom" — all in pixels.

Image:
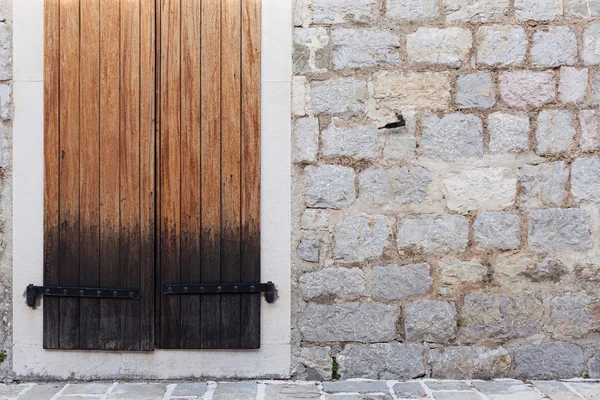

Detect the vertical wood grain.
[
  {"left": 220, "top": 0, "right": 242, "bottom": 349},
  {"left": 180, "top": 0, "right": 202, "bottom": 349},
  {"left": 159, "top": 0, "right": 182, "bottom": 349},
  {"left": 240, "top": 0, "right": 261, "bottom": 349},
  {"left": 200, "top": 0, "right": 222, "bottom": 349},
  {"left": 79, "top": 0, "right": 101, "bottom": 350},
  {"left": 58, "top": 0, "right": 81, "bottom": 350},
  {"left": 98, "top": 0, "right": 122, "bottom": 350},
  {"left": 43, "top": 0, "right": 61, "bottom": 350}
]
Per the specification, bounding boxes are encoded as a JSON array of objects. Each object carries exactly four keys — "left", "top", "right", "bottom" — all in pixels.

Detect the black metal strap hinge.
[
  {"left": 162, "top": 281, "right": 277, "bottom": 304},
  {"left": 26, "top": 284, "right": 140, "bottom": 308}
]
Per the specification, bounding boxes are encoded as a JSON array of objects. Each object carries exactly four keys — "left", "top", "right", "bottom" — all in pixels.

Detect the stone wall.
[
  {"left": 292, "top": 0, "right": 600, "bottom": 380},
  {"left": 0, "top": 0, "right": 12, "bottom": 380}
]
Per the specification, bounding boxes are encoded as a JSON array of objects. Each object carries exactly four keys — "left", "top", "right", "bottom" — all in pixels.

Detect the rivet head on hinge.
[
  {"left": 97, "top": 290, "right": 101, "bottom": 296},
  {"left": 250, "top": 285, "right": 255, "bottom": 291},
  {"left": 63, "top": 289, "right": 68, "bottom": 295},
  {"left": 200, "top": 287, "right": 205, "bottom": 292},
  {"left": 217, "top": 286, "right": 222, "bottom": 291},
  {"left": 113, "top": 291, "right": 118, "bottom": 297},
  {"left": 234, "top": 286, "right": 239, "bottom": 291},
  {"left": 168, "top": 287, "right": 173, "bottom": 293},
  {"left": 184, "top": 287, "right": 188, "bottom": 293},
  {"left": 45, "top": 289, "right": 50, "bottom": 294},
  {"left": 79, "top": 290, "right": 84, "bottom": 296},
  {"left": 129, "top": 292, "right": 134, "bottom": 298}
]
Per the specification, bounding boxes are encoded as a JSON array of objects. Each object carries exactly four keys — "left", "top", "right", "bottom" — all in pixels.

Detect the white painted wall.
[{"left": 12, "top": 0, "right": 292, "bottom": 379}]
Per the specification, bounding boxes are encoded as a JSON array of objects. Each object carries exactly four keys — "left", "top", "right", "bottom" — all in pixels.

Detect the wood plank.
[
  {"left": 180, "top": 0, "right": 202, "bottom": 349},
  {"left": 140, "top": 0, "right": 156, "bottom": 351},
  {"left": 220, "top": 0, "right": 242, "bottom": 349},
  {"left": 200, "top": 0, "right": 222, "bottom": 349},
  {"left": 240, "top": 0, "right": 261, "bottom": 349},
  {"left": 159, "top": 0, "right": 182, "bottom": 349},
  {"left": 79, "top": 0, "right": 101, "bottom": 350},
  {"left": 120, "top": 0, "right": 142, "bottom": 351},
  {"left": 43, "top": 0, "right": 61, "bottom": 350},
  {"left": 154, "top": 0, "right": 162, "bottom": 349},
  {"left": 99, "top": 0, "right": 122, "bottom": 350},
  {"left": 58, "top": 0, "right": 81, "bottom": 350}
]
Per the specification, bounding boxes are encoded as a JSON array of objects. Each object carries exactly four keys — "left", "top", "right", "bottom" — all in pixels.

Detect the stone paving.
[{"left": 0, "top": 379, "right": 598, "bottom": 400}]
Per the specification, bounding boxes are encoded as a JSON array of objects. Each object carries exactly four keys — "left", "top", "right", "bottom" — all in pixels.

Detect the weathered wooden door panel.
[
  {"left": 157, "top": 0, "right": 261, "bottom": 349},
  {"left": 44, "top": 0, "right": 155, "bottom": 350}
]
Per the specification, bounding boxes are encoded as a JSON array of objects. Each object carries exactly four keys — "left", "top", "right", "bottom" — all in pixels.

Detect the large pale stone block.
[
  {"left": 406, "top": 27, "right": 472, "bottom": 68},
  {"left": 332, "top": 29, "right": 400, "bottom": 70},
  {"left": 531, "top": 27, "right": 577, "bottom": 67},
  {"left": 477, "top": 26, "right": 527, "bottom": 67},
  {"left": 514, "top": 342, "right": 584, "bottom": 379},
  {"left": 305, "top": 165, "right": 356, "bottom": 209},
  {"left": 359, "top": 166, "right": 432, "bottom": 205},
  {"left": 386, "top": 0, "right": 439, "bottom": 21},
  {"left": 311, "top": 77, "right": 368, "bottom": 114},
  {"left": 535, "top": 110, "right": 576, "bottom": 155},
  {"left": 404, "top": 300, "right": 457, "bottom": 344},
  {"left": 322, "top": 122, "right": 378, "bottom": 160},
  {"left": 520, "top": 162, "right": 569, "bottom": 207},
  {"left": 528, "top": 208, "right": 591, "bottom": 252},
  {"left": 312, "top": 0, "right": 378, "bottom": 24},
  {"left": 499, "top": 71, "right": 555, "bottom": 108},
  {"left": 456, "top": 72, "right": 496, "bottom": 109},
  {"left": 443, "top": 0, "right": 509, "bottom": 22},
  {"left": 373, "top": 71, "right": 451, "bottom": 110},
  {"left": 299, "top": 267, "right": 365, "bottom": 301},
  {"left": 473, "top": 212, "right": 520, "bottom": 250},
  {"left": 397, "top": 215, "right": 469, "bottom": 253},
  {"left": 338, "top": 343, "right": 424, "bottom": 379},
  {"left": 421, "top": 113, "right": 483, "bottom": 160},
  {"left": 373, "top": 263, "right": 433, "bottom": 301},
  {"left": 429, "top": 346, "right": 511, "bottom": 379},
  {"left": 488, "top": 112, "right": 530, "bottom": 154},
  {"left": 515, "top": 0, "right": 563, "bottom": 21},
  {"left": 294, "top": 117, "right": 319, "bottom": 163},
  {"left": 334, "top": 216, "right": 392, "bottom": 262},
  {"left": 571, "top": 157, "right": 600, "bottom": 202}
]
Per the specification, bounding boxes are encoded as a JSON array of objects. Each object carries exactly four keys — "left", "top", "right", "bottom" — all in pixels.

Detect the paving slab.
[
  {"left": 264, "top": 382, "right": 320, "bottom": 399},
  {"left": 392, "top": 381, "right": 426, "bottom": 398},
  {"left": 433, "top": 392, "right": 481, "bottom": 400},
  {"left": 19, "top": 383, "right": 65, "bottom": 400},
  {"left": 63, "top": 382, "right": 114, "bottom": 395},
  {"left": 171, "top": 382, "right": 207, "bottom": 397},
  {"left": 424, "top": 380, "right": 472, "bottom": 391},
  {"left": 213, "top": 382, "right": 257, "bottom": 400},
  {"left": 532, "top": 381, "right": 581, "bottom": 400},
  {"left": 323, "top": 395, "right": 392, "bottom": 400},
  {"left": 0, "top": 384, "right": 33, "bottom": 400},
  {"left": 570, "top": 382, "right": 600, "bottom": 399},
  {"left": 322, "top": 381, "right": 389, "bottom": 393},
  {"left": 56, "top": 396, "right": 99, "bottom": 400},
  {"left": 473, "top": 380, "right": 544, "bottom": 400},
  {"left": 105, "top": 383, "right": 168, "bottom": 399}
]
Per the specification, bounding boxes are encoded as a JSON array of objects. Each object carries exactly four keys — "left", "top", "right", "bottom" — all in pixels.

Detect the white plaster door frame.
[{"left": 12, "top": 0, "right": 291, "bottom": 379}]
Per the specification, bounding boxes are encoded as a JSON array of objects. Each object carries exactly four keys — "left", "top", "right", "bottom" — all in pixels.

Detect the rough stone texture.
[
  {"left": 428, "top": 347, "right": 511, "bottom": 379},
  {"left": 520, "top": 162, "right": 569, "bottom": 207},
  {"left": 443, "top": 0, "right": 509, "bottom": 22},
  {"left": 584, "top": 22, "right": 600, "bottom": 65},
  {"left": 297, "top": 239, "right": 320, "bottom": 263},
  {"left": 580, "top": 110, "right": 600, "bottom": 152},
  {"left": 406, "top": 28, "right": 472, "bottom": 68},
  {"left": 392, "top": 382, "right": 427, "bottom": 399},
  {"left": 311, "top": 0, "right": 377, "bottom": 24},
  {"left": 332, "top": 29, "right": 400, "bottom": 70},
  {"left": 473, "top": 212, "right": 520, "bottom": 250},
  {"left": 590, "top": 351, "right": 600, "bottom": 378},
  {"left": 476, "top": 26, "right": 527, "bottom": 67},
  {"left": 421, "top": 113, "right": 483, "bottom": 160},
  {"left": 548, "top": 294, "right": 598, "bottom": 339},
  {"left": 322, "top": 122, "right": 378, "bottom": 160},
  {"left": 322, "top": 381, "right": 389, "bottom": 393},
  {"left": 373, "top": 71, "right": 451, "bottom": 110},
  {"left": 593, "top": 74, "right": 600, "bottom": 104},
  {"left": 473, "top": 381, "right": 543, "bottom": 400},
  {"left": 442, "top": 168, "right": 517, "bottom": 214},
  {"left": 404, "top": 300, "right": 457, "bottom": 344},
  {"left": 337, "top": 343, "right": 425, "bottom": 379},
  {"left": 294, "top": 117, "right": 319, "bottom": 163},
  {"left": 386, "top": 0, "right": 439, "bottom": 21},
  {"left": 531, "top": 27, "right": 577, "bottom": 67},
  {"left": 383, "top": 133, "right": 416, "bottom": 160},
  {"left": 499, "top": 71, "right": 555, "bottom": 108},
  {"left": 301, "top": 209, "right": 329, "bottom": 231},
  {"left": 487, "top": 112, "right": 530, "bottom": 154},
  {"left": 397, "top": 215, "right": 469, "bottom": 253},
  {"left": 515, "top": 0, "right": 563, "bottom": 21},
  {"left": 0, "top": 23, "right": 10, "bottom": 81},
  {"left": 535, "top": 110, "right": 576, "bottom": 155},
  {"left": 456, "top": 72, "right": 496, "bottom": 109},
  {"left": 372, "top": 263, "right": 433, "bottom": 301},
  {"left": 531, "top": 381, "right": 583, "bottom": 400},
  {"left": 565, "top": 0, "right": 600, "bottom": 17},
  {"left": 0, "top": 83, "right": 10, "bottom": 120},
  {"left": 311, "top": 78, "right": 368, "bottom": 115},
  {"left": 439, "top": 257, "right": 488, "bottom": 285},
  {"left": 293, "top": 76, "right": 307, "bottom": 116},
  {"left": 333, "top": 216, "right": 392, "bottom": 262},
  {"left": 528, "top": 208, "right": 592, "bottom": 252},
  {"left": 299, "top": 267, "right": 365, "bottom": 301},
  {"left": 460, "top": 293, "right": 544, "bottom": 341},
  {"left": 298, "top": 346, "right": 332, "bottom": 380},
  {"left": 559, "top": 67, "right": 588, "bottom": 104},
  {"left": 305, "top": 165, "right": 356, "bottom": 209},
  {"left": 358, "top": 166, "right": 432, "bottom": 205},
  {"left": 514, "top": 342, "right": 585, "bottom": 379},
  {"left": 299, "top": 303, "right": 398, "bottom": 342},
  {"left": 571, "top": 157, "right": 600, "bottom": 203},
  {"left": 294, "top": 28, "right": 330, "bottom": 74}
]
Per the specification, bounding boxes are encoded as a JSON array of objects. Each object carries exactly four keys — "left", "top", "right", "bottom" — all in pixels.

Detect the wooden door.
[
  {"left": 44, "top": 0, "right": 261, "bottom": 350},
  {"left": 44, "top": 0, "right": 155, "bottom": 350},
  {"left": 157, "top": 0, "right": 261, "bottom": 349}
]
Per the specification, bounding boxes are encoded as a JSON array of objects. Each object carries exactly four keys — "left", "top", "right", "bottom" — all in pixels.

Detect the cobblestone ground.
[{"left": 0, "top": 379, "right": 598, "bottom": 399}]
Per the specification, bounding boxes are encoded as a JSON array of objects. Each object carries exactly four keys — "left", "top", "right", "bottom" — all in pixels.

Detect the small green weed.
[{"left": 332, "top": 358, "right": 341, "bottom": 380}]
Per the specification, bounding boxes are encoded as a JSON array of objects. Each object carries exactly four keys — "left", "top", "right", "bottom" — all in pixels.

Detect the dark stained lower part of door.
[{"left": 157, "top": 0, "right": 261, "bottom": 350}]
